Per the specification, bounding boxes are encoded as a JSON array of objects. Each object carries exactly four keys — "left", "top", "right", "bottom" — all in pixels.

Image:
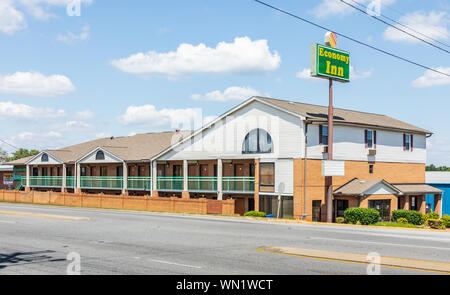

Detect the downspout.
[{"left": 302, "top": 121, "right": 310, "bottom": 220}]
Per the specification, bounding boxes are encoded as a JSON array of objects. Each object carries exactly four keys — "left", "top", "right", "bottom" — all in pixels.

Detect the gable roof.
[
  {"left": 7, "top": 131, "right": 192, "bottom": 165},
  {"left": 258, "top": 97, "right": 431, "bottom": 135},
  {"left": 333, "top": 178, "right": 401, "bottom": 196}
]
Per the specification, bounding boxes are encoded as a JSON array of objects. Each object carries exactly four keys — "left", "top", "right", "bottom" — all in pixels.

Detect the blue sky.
[{"left": 0, "top": 0, "right": 449, "bottom": 165}]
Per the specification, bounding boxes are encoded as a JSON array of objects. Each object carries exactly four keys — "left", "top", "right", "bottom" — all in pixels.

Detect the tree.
[
  {"left": 8, "top": 149, "right": 40, "bottom": 161},
  {"left": 426, "top": 164, "right": 450, "bottom": 171}
]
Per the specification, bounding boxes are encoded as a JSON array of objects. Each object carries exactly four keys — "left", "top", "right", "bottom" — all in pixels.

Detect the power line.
[
  {"left": 341, "top": 0, "right": 450, "bottom": 54},
  {"left": 253, "top": 0, "right": 450, "bottom": 78},
  {"left": 0, "top": 139, "right": 19, "bottom": 151}
]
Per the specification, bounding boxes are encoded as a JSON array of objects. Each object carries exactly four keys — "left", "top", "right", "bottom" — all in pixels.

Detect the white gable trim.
[
  {"left": 25, "top": 151, "right": 63, "bottom": 165},
  {"left": 151, "top": 96, "right": 305, "bottom": 161},
  {"left": 75, "top": 147, "right": 124, "bottom": 164}
]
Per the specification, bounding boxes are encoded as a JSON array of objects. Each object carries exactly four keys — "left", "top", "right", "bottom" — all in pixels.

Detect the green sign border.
[{"left": 311, "top": 43, "right": 350, "bottom": 83}]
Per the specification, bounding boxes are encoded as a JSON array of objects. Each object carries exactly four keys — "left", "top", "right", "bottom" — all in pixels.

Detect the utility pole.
[{"left": 326, "top": 78, "right": 333, "bottom": 223}]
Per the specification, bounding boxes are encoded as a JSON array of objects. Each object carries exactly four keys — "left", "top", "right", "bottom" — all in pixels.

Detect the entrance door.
[
  {"left": 336, "top": 200, "right": 349, "bottom": 218},
  {"left": 369, "top": 200, "right": 391, "bottom": 221},
  {"left": 200, "top": 164, "right": 209, "bottom": 190},
  {"left": 234, "top": 164, "right": 244, "bottom": 191},
  {"left": 312, "top": 200, "right": 322, "bottom": 222}
]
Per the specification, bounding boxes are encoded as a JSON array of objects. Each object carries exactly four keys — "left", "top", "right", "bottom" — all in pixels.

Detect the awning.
[
  {"left": 333, "top": 178, "right": 401, "bottom": 196},
  {"left": 393, "top": 184, "right": 443, "bottom": 195}
]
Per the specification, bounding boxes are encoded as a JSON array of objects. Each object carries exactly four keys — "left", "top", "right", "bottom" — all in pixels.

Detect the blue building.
[{"left": 426, "top": 172, "right": 449, "bottom": 216}]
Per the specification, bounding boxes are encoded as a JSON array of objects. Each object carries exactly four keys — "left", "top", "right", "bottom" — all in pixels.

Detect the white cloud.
[
  {"left": 119, "top": 105, "right": 205, "bottom": 130},
  {"left": 296, "top": 66, "right": 372, "bottom": 80},
  {"left": 57, "top": 25, "right": 89, "bottom": 44},
  {"left": 73, "top": 110, "right": 94, "bottom": 120},
  {"left": 0, "top": 0, "right": 92, "bottom": 34},
  {"left": 311, "top": 0, "right": 396, "bottom": 19},
  {"left": 0, "top": 1, "right": 27, "bottom": 35},
  {"left": 411, "top": 67, "right": 450, "bottom": 88},
  {"left": 9, "top": 130, "right": 64, "bottom": 150},
  {"left": 191, "top": 86, "right": 261, "bottom": 102},
  {"left": 0, "top": 72, "right": 75, "bottom": 96},
  {"left": 384, "top": 11, "right": 449, "bottom": 43},
  {"left": 0, "top": 101, "right": 66, "bottom": 120},
  {"left": 111, "top": 37, "right": 281, "bottom": 77}
]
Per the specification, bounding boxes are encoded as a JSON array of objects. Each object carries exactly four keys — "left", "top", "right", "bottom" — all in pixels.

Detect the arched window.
[
  {"left": 242, "top": 129, "right": 273, "bottom": 154},
  {"left": 96, "top": 150, "right": 105, "bottom": 160},
  {"left": 41, "top": 153, "right": 49, "bottom": 162}
]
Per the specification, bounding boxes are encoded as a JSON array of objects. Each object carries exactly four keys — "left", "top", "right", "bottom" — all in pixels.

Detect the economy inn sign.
[{"left": 311, "top": 34, "right": 350, "bottom": 83}]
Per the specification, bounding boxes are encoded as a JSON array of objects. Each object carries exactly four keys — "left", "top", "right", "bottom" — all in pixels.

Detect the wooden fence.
[{"left": 0, "top": 190, "right": 236, "bottom": 216}]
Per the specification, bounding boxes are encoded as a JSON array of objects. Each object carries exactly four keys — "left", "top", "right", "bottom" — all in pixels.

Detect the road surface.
[{"left": 0, "top": 203, "right": 449, "bottom": 275}]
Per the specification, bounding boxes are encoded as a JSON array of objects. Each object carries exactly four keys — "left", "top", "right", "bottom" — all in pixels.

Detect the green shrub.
[
  {"left": 244, "top": 211, "right": 266, "bottom": 217},
  {"left": 423, "top": 211, "right": 440, "bottom": 224},
  {"left": 374, "top": 222, "right": 417, "bottom": 228},
  {"left": 344, "top": 208, "right": 380, "bottom": 225},
  {"left": 442, "top": 215, "right": 450, "bottom": 228},
  {"left": 392, "top": 209, "right": 423, "bottom": 225},
  {"left": 397, "top": 217, "right": 408, "bottom": 224},
  {"left": 427, "top": 219, "right": 445, "bottom": 230},
  {"left": 335, "top": 217, "right": 345, "bottom": 224}
]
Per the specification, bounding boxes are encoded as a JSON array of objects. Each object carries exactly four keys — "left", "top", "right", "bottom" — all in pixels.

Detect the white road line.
[
  {"left": 310, "top": 236, "right": 450, "bottom": 251},
  {"left": 150, "top": 259, "right": 202, "bottom": 269}
]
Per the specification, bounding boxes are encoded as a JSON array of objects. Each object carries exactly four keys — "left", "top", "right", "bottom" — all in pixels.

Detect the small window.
[
  {"left": 369, "top": 165, "right": 374, "bottom": 174},
  {"left": 320, "top": 125, "right": 328, "bottom": 145},
  {"left": 365, "top": 130, "right": 377, "bottom": 149},
  {"left": 96, "top": 150, "right": 105, "bottom": 160},
  {"left": 403, "top": 134, "right": 413, "bottom": 151},
  {"left": 41, "top": 153, "right": 49, "bottom": 162},
  {"left": 260, "top": 163, "right": 275, "bottom": 192},
  {"left": 367, "top": 130, "right": 373, "bottom": 149},
  {"left": 81, "top": 167, "right": 87, "bottom": 177},
  {"left": 242, "top": 129, "right": 273, "bottom": 154}
]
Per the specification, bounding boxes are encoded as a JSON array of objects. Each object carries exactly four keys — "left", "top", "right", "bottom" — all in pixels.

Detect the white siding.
[
  {"left": 28, "top": 153, "right": 61, "bottom": 165},
  {"left": 160, "top": 101, "right": 304, "bottom": 161},
  {"left": 79, "top": 149, "right": 122, "bottom": 164},
  {"left": 307, "top": 124, "right": 426, "bottom": 164}
]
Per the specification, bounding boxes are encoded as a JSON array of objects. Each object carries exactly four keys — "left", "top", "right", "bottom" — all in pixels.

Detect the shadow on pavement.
[{"left": 0, "top": 250, "right": 66, "bottom": 270}]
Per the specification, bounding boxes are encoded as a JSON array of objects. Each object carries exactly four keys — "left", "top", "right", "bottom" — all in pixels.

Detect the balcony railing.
[
  {"left": 223, "top": 177, "right": 255, "bottom": 193},
  {"left": 29, "top": 176, "right": 62, "bottom": 187},
  {"left": 188, "top": 177, "right": 217, "bottom": 192},
  {"left": 128, "top": 177, "right": 152, "bottom": 191},
  {"left": 80, "top": 176, "right": 123, "bottom": 190},
  {"left": 157, "top": 177, "right": 183, "bottom": 191},
  {"left": 66, "top": 176, "right": 76, "bottom": 188}
]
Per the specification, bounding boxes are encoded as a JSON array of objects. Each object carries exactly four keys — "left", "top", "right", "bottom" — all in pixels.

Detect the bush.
[
  {"left": 335, "top": 217, "right": 345, "bottom": 224},
  {"left": 397, "top": 217, "right": 408, "bottom": 224},
  {"left": 344, "top": 208, "right": 380, "bottom": 225},
  {"left": 442, "top": 215, "right": 450, "bottom": 228},
  {"left": 392, "top": 210, "right": 423, "bottom": 225},
  {"left": 244, "top": 211, "right": 266, "bottom": 217},
  {"left": 422, "top": 211, "right": 440, "bottom": 224},
  {"left": 427, "top": 219, "right": 446, "bottom": 230}
]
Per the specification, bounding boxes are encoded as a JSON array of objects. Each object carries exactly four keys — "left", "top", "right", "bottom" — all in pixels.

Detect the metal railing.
[
  {"left": 29, "top": 176, "right": 62, "bottom": 187},
  {"left": 80, "top": 176, "right": 123, "bottom": 190},
  {"left": 223, "top": 177, "right": 255, "bottom": 193},
  {"left": 157, "top": 177, "right": 183, "bottom": 191},
  {"left": 127, "top": 177, "right": 152, "bottom": 191},
  {"left": 188, "top": 177, "right": 217, "bottom": 192}
]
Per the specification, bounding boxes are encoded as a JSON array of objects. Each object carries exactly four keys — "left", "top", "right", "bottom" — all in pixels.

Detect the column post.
[
  {"left": 217, "top": 159, "right": 223, "bottom": 200},
  {"left": 122, "top": 162, "right": 128, "bottom": 195},
  {"left": 182, "top": 159, "right": 189, "bottom": 199},
  {"left": 254, "top": 159, "right": 260, "bottom": 212},
  {"left": 434, "top": 194, "right": 443, "bottom": 217},
  {"left": 152, "top": 161, "right": 158, "bottom": 197},
  {"left": 149, "top": 160, "right": 153, "bottom": 196},
  {"left": 61, "top": 163, "right": 66, "bottom": 193},
  {"left": 76, "top": 162, "right": 81, "bottom": 194},
  {"left": 25, "top": 164, "right": 31, "bottom": 192}
]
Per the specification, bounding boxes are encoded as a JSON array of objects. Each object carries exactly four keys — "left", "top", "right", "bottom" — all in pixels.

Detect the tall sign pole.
[{"left": 310, "top": 31, "right": 349, "bottom": 223}]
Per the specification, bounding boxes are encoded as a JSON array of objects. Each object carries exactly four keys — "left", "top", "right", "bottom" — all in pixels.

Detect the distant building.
[
  {"left": 426, "top": 171, "right": 449, "bottom": 216},
  {"left": 0, "top": 165, "right": 14, "bottom": 190}
]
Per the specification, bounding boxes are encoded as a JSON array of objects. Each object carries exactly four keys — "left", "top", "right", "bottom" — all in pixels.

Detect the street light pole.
[{"left": 326, "top": 78, "right": 334, "bottom": 223}]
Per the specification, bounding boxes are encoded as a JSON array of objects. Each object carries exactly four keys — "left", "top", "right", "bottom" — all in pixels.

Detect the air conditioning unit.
[
  {"left": 322, "top": 146, "right": 328, "bottom": 154},
  {"left": 368, "top": 149, "right": 377, "bottom": 156}
]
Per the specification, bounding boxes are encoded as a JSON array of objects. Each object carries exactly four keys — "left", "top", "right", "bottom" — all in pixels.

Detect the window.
[
  {"left": 260, "top": 163, "right": 275, "bottom": 192},
  {"left": 319, "top": 125, "right": 328, "bottom": 145},
  {"left": 403, "top": 134, "right": 413, "bottom": 151},
  {"left": 100, "top": 166, "right": 107, "bottom": 176},
  {"left": 116, "top": 166, "right": 123, "bottom": 177},
  {"left": 410, "top": 196, "right": 417, "bottom": 211},
  {"left": 365, "top": 130, "right": 376, "bottom": 149},
  {"left": 81, "top": 167, "right": 87, "bottom": 176},
  {"left": 41, "top": 153, "right": 49, "bottom": 162},
  {"left": 242, "top": 129, "right": 273, "bottom": 154},
  {"left": 369, "top": 164, "right": 374, "bottom": 174},
  {"left": 96, "top": 150, "right": 105, "bottom": 160}
]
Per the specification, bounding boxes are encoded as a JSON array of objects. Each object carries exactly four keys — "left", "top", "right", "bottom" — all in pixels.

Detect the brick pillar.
[
  {"left": 419, "top": 195, "right": 426, "bottom": 214},
  {"left": 434, "top": 194, "right": 442, "bottom": 217},
  {"left": 254, "top": 158, "right": 260, "bottom": 212},
  {"left": 403, "top": 195, "right": 410, "bottom": 210}
]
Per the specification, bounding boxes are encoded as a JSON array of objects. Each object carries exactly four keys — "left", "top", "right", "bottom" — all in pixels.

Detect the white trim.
[
  {"left": 75, "top": 146, "right": 124, "bottom": 164},
  {"left": 151, "top": 96, "right": 306, "bottom": 161},
  {"left": 25, "top": 151, "right": 63, "bottom": 165}
]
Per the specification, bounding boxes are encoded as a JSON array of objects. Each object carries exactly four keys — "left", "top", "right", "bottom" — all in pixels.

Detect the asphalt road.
[{"left": 0, "top": 203, "right": 449, "bottom": 275}]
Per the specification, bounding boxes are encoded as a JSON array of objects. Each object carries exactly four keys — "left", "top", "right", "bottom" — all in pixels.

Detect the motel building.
[{"left": 7, "top": 96, "right": 443, "bottom": 221}]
